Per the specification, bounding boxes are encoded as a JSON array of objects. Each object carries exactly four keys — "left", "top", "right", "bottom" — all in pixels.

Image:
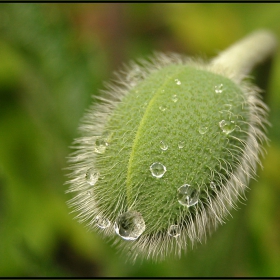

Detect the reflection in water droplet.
[
  {"left": 178, "top": 141, "right": 185, "bottom": 149},
  {"left": 114, "top": 211, "right": 145, "bottom": 240},
  {"left": 198, "top": 126, "right": 208, "bottom": 135},
  {"left": 215, "top": 84, "right": 223, "bottom": 93},
  {"left": 159, "top": 105, "right": 167, "bottom": 112},
  {"left": 95, "top": 138, "right": 108, "bottom": 154},
  {"left": 171, "top": 94, "right": 178, "bottom": 102},
  {"left": 150, "top": 162, "right": 166, "bottom": 178},
  {"left": 96, "top": 215, "right": 111, "bottom": 229},
  {"left": 160, "top": 140, "right": 168, "bottom": 151},
  {"left": 175, "top": 79, "right": 181, "bottom": 85},
  {"left": 177, "top": 184, "right": 199, "bottom": 207},
  {"left": 219, "top": 120, "right": 236, "bottom": 134},
  {"left": 85, "top": 168, "right": 99, "bottom": 185},
  {"left": 168, "top": 225, "right": 180, "bottom": 237}
]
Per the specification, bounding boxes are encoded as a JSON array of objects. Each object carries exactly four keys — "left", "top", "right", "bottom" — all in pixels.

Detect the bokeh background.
[{"left": 0, "top": 3, "right": 280, "bottom": 277}]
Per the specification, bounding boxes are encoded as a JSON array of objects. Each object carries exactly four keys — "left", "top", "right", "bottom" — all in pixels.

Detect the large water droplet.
[
  {"left": 171, "top": 94, "right": 178, "bottom": 103},
  {"left": 215, "top": 84, "right": 223, "bottom": 93},
  {"left": 160, "top": 140, "right": 168, "bottom": 151},
  {"left": 168, "top": 225, "right": 180, "bottom": 238},
  {"left": 95, "top": 138, "right": 108, "bottom": 154},
  {"left": 95, "top": 215, "right": 111, "bottom": 229},
  {"left": 85, "top": 168, "right": 99, "bottom": 185},
  {"left": 175, "top": 79, "right": 181, "bottom": 85},
  {"left": 198, "top": 126, "right": 208, "bottom": 135},
  {"left": 114, "top": 211, "right": 145, "bottom": 240},
  {"left": 177, "top": 184, "right": 199, "bottom": 207},
  {"left": 219, "top": 120, "right": 236, "bottom": 134},
  {"left": 150, "top": 162, "right": 166, "bottom": 178},
  {"left": 159, "top": 105, "right": 167, "bottom": 112},
  {"left": 178, "top": 141, "right": 185, "bottom": 149}
]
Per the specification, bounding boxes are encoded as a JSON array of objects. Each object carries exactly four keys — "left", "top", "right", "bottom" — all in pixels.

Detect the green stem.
[{"left": 210, "top": 30, "right": 277, "bottom": 83}]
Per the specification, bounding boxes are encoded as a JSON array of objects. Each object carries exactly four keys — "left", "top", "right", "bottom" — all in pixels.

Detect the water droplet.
[
  {"left": 150, "top": 162, "right": 166, "bottom": 178},
  {"left": 219, "top": 120, "right": 236, "bottom": 134},
  {"left": 159, "top": 105, "right": 167, "bottom": 112},
  {"left": 85, "top": 168, "right": 99, "bottom": 185},
  {"left": 198, "top": 126, "right": 208, "bottom": 135},
  {"left": 161, "top": 89, "right": 165, "bottom": 93},
  {"left": 86, "top": 190, "right": 92, "bottom": 196},
  {"left": 210, "top": 181, "right": 216, "bottom": 189},
  {"left": 160, "top": 140, "right": 168, "bottom": 151},
  {"left": 215, "top": 84, "right": 223, "bottom": 93},
  {"left": 168, "top": 225, "right": 180, "bottom": 238},
  {"left": 95, "top": 138, "right": 108, "bottom": 154},
  {"left": 114, "top": 211, "right": 145, "bottom": 240},
  {"left": 175, "top": 79, "right": 181, "bottom": 85},
  {"left": 171, "top": 94, "right": 178, "bottom": 102},
  {"left": 178, "top": 141, "right": 185, "bottom": 149},
  {"left": 95, "top": 215, "right": 111, "bottom": 229},
  {"left": 177, "top": 184, "right": 199, "bottom": 207}
]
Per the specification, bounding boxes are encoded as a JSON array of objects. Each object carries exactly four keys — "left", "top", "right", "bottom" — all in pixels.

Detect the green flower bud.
[{"left": 66, "top": 30, "right": 277, "bottom": 261}]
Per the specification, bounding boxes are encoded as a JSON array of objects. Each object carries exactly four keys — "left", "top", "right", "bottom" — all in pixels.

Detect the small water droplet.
[
  {"left": 160, "top": 140, "right": 168, "bottom": 151},
  {"left": 215, "top": 84, "right": 223, "bottom": 93},
  {"left": 210, "top": 181, "right": 216, "bottom": 189},
  {"left": 85, "top": 168, "right": 99, "bottom": 185},
  {"left": 95, "top": 138, "right": 108, "bottom": 154},
  {"left": 177, "top": 184, "right": 199, "bottom": 207},
  {"left": 198, "top": 126, "right": 208, "bottom": 135},
  {"left": 159, "top": 105, "right": 167, "bottom": 111},
  {"left": 178, "top": 141, "right": 185, "bottom": 149},
  {"left": 161, "top": 89, "right": 165, "bottom": 93},
  {"left": 168, "top": 225, "right": 180, "bottom": 237},
  {"left": 175, "top": 79, "right": 181, "bottom": 85},
  {"left": 150, "top": 162, "right": 166, "bottom": 178},
  {"left": 219, "top": 120, "right": 236, "bottom": 134},
  {"left": 171, "top": 94, "right": 178, "bottom": 102},
  {"left": 95, "top": 215, "right": 111, "bottom": 229},
  {"left": 114, "top": 211, "right": 145, "bottom": 240}
]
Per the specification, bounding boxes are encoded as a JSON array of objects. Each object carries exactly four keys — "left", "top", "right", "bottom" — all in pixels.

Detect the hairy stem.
[{"left": 210, "top": 30, "right": 277, "bottom": 83}]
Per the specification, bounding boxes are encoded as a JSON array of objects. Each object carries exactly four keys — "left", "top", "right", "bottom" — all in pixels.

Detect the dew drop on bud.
[
  {"left": 177, "top": 184, "right": 199, "bottom": 207},
  {"left": 168, "top": 225, "right": 180, "bottom": 237},
  {"left": 198, "top": 126, "right": 208, "bottom": 135},
  {"left": 178, "top": 141, "right": 185, "bottom": 149},
  {"left": 160, "top": 140, "right": 168, "bottom": 151},
  {"left": 114, "top": 211, "right": 146, "bottom": 240},
  {"left": 85, "top": 168, "right": 99, "bottom": 186},
  {"left": 215, "top": 84, "right": 223, "bottom": 93},
  {"left": 150, "top": 162, "right": 166, "bottom": 178},
  {"left": 219, "top": 120, "right": 236, "bottom": 134},
  {"left": 95, "top": 215, "right": 111, "bottom": 229}
]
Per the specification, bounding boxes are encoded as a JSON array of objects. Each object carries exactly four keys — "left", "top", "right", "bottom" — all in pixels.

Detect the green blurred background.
[{"left": 0, "top": 3, "right": 280, "bottom": 277}]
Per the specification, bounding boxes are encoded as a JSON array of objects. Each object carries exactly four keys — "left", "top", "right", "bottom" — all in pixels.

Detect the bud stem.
[{"left": 210, "top": 30, "right": 277, "bottom": 83}]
